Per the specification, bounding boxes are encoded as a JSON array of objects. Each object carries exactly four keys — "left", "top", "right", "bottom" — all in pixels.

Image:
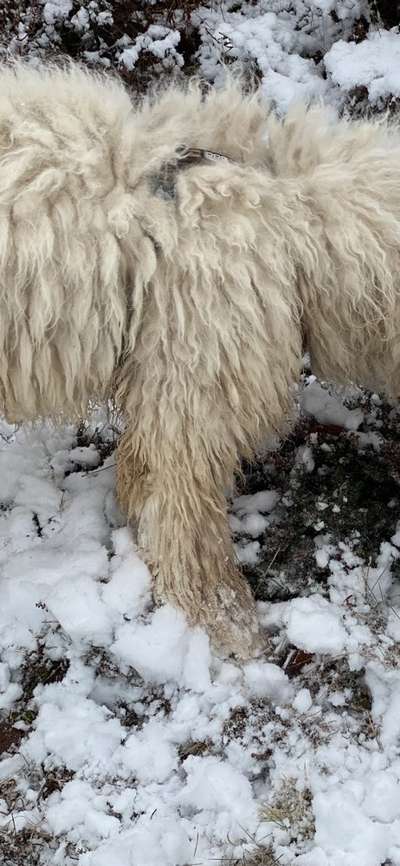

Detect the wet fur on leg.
[{"left": 116, "top": 430, "right": 261, "bottom": 657}]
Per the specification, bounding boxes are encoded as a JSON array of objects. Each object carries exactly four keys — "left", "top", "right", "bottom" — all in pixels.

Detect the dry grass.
[
  {"left": 0, "top": 826, "right": 56, "bottom": 866},
  {"left": 261, "top": 778, "right": 315, "bottom": 842},
  {"left": 229, "top": 849, "right": 280, "bottom": 866},
  {"left": 0, "top": 760, "right": 80, "bottom": 865}
]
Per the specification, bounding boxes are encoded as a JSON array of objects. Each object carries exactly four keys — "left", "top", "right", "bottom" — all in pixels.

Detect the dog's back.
[{"left": 0, "top": 64, "right": 276, "bottom": 423}]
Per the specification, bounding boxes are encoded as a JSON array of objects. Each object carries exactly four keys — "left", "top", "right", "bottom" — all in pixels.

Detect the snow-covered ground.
[
  {"left": 1, "top": 2, "right": 400, "bottom": 865},
  {"left": 1, "top": 382, "right": 400, "bottom": 866}
]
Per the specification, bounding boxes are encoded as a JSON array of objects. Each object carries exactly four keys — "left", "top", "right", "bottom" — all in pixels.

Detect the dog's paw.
[{"left": 199, "top": 577, "right": 263, "bottom": 659}]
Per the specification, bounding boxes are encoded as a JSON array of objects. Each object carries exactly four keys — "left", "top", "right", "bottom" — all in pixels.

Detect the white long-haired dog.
[{"left": 1, "top": 62, "right": 400, "bottom": 656}]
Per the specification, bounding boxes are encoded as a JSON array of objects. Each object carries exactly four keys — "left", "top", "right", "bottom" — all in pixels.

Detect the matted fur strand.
[{"left": 2, "top": 62, "right": 400, "bottom": 656}]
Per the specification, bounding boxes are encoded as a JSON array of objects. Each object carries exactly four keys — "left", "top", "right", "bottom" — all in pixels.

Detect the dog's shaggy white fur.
[{"left": 2, "top": 63, "right": 400, "bottom": 656}]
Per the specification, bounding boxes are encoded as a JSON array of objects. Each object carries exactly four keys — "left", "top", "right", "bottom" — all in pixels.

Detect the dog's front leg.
[{"left": 116, "top": 427, "right": 261, "bottom": 658}]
